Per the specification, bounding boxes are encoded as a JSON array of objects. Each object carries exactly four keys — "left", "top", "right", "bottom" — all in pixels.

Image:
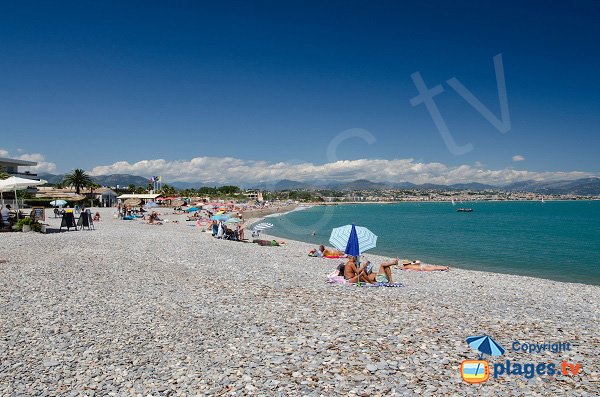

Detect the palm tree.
[{"left": 63, "top": 169, "right": 92, "bottom": 194}]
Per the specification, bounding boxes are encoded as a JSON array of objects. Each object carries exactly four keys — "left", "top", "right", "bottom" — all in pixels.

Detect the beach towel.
[
  {"left": 326, "top": 274, "right": 347, "bottom": 284},
  {"left": 363, "top": 282, "right": 404, "bottom": 288}
]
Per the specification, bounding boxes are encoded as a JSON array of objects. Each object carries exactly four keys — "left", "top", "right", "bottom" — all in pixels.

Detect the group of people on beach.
[
  {"left": 340, "top": 256, "right": 449, "bottom": 284},
  {"left": 211, "top": 219, "right": 245, "bottom": 240},
  {"left": 311, "top": 244, "right": 449, "bottom": 284}
]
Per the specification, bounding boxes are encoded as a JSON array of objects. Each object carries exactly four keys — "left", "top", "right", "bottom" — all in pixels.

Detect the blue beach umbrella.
[
  {"left": 187, "top": 207, "right": 200, "bottom": 212},
  {"left": 329, "top": 224, "right": 377, "bottom": 255},
  {"left": 211, "top": 214, "right": 230, "bottom": 221},
  {"left": 345, "top": 224, "right": 360, "bottom": 256}
]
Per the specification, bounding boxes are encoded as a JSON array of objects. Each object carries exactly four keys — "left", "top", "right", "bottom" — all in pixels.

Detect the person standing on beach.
[{"left": 1, "top": 204, "right": 10, "bottom": 223}]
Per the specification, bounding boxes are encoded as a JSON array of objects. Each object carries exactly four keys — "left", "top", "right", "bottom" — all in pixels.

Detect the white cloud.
[
  {"left": 89, "top": 156, "right": 595, "bottom": 186},
  {"left": 512, "top": 155, "right": 525, "bottom": 162},
  {"left": 0, "top": 148, "right": 57, "bottom": 173}
]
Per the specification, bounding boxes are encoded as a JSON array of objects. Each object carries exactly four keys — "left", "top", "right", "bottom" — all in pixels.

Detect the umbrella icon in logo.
[
  {"left": 461, "top": 335, "right": 505, "bottom": 383},
  {"left": 466, "top": 335, "right": 505, "bottom": 359}
]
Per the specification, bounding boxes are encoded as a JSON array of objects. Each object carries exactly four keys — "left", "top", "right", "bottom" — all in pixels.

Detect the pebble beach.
[{"left": 1, "top": 207, "right": 598, "bottom": 396}]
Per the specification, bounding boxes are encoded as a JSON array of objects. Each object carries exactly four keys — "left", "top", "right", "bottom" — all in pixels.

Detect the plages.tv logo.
[
  {"left": 460, "top": 334, "right": 584, "bottom": 384},
  {"left": 460, "top": 335, "right": 504, "bottom": 383}
]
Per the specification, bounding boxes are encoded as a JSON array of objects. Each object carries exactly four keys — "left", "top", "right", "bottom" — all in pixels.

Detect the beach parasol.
[
  {"left": 145, "top": 201, "right": 158, "bottom": 208},
  {"left": 172, "top": 199, "right": 185, "bottom": 207},
  {"left": 0, "top": 176, "right": 47, "bottom": 210},
  {"left": 187, "top": 207, "right": 200, "bottom": 212},
  {"left": 124, "top": 198, "right": 142, "bottom": 207},
  {"left": 329, "top": 224, "right": 377, "bottom": 285},
  {"left": 225, "top": 217, "right": 242, "bottom": 224},
  {"left": 329, "top": 224, "right": 377, "bottom": 255},
  {"left": 466, "top": 335, "right": 505, "bottom": 377},
  {"left": 50, "top": 199, "right": 68, "bottom": 207},
  {"left": 211, "top": 214, "right": 230, "bottom": 221},
  {"left": 251, "top": 222, "right": 273, "bottom": 237}
]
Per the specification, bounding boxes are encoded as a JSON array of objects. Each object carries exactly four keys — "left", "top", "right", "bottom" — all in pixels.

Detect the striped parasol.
[
  {"left": 124, "top": 198, "right": 141, "bottom": 207},
  {"left": 329, "top": 224, "right": 377, "bottom": 254},
  {"left": 253, "top": 222, "right": 273, "bottom": 231}
]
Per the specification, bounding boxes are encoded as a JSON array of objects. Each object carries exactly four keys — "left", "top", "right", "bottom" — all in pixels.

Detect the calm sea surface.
[{"left": 261, "top": 201, "right": 600, "bottom": 285}]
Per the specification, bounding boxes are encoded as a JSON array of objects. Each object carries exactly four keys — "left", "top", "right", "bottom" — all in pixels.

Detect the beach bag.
[{"left": 327, "top": 270, "right": 347, "bottom": 284}]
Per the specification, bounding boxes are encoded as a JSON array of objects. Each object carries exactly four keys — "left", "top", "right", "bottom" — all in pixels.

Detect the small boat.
[{"left": 457, "top": 208, "right": 474, "bottom": 212}]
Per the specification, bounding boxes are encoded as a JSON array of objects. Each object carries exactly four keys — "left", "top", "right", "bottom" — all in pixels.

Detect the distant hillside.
[
  {"left": 36, "top": 174, "right": 600, "bottom": 195},
  {"left": 92, "top": 174, "right": 150, "bottom": 187},
  {"left": 450, "top": 182, "right": 496, "bottom": 191},
  {"left": 503, "top": 177, "right": 600, "bottom": 195},
  {"left": 330, "top": 179, "right": 391, "bottom": 190},
  {"left": 38, "top": 173, "right": 65, "bottom": 184},
  {"left": 272, "top": 179, "right": 309, "bottom": 191}
]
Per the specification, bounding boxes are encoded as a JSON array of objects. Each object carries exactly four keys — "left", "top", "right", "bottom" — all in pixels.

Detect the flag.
[
  {"left": 158, "top": 176, "right": 162, "bottom": 182},
  {"left": 150, "top": 176, "right": 155, "bottom": 182}
]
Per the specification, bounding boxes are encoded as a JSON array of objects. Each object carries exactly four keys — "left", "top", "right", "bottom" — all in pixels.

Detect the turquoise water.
[{"left": 261, "top": 201, "right": 600, "bottom": 285}]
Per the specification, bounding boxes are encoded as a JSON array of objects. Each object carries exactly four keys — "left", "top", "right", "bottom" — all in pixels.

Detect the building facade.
[{"left": 0, "top": 157, "right": 38, "bottom": 179}]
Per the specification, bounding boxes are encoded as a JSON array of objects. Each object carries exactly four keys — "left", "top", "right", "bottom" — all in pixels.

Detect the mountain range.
[{"left": 37, "top": 173, "right": 600, "bottom": 195}]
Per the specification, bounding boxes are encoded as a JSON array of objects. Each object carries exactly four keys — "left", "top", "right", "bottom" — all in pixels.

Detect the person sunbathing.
[
  {"left": 400, "top": 260, "right": 449, "bottom": 271},
  {"left": 93, "top": 212, "right": 101, "bottom": 221},
  {"left": 309, "top": 245, "right": 346, "bottom": 257},
  {"left": 344, "top": 257, "right": 400, "bottom": 284}
]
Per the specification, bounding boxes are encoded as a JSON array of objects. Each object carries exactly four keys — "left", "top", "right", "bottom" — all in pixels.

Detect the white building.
[{"left": 0, "top": 157, "right": 38, "bottom": 179}]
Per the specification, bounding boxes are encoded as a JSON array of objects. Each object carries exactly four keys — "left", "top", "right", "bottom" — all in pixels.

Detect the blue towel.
[{"left": 362, "top": 282, "right": 404, "bottom": 288}]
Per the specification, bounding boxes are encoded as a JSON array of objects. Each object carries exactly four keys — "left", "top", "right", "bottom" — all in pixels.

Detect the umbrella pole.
[{"left": 14, "top": 189, "right": 18, "bottom": 210}]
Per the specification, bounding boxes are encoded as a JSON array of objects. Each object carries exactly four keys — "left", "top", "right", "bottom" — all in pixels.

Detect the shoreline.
[
  {"left": 316, "top": 198, "right": 600, "bottom": 205},
  {"left": 241, "top": 203, "right": 300, "bottom": 221}
]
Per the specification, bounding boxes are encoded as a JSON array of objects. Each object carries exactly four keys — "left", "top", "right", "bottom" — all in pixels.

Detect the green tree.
[
  {"left": 198, "top": 187, "right": 218, "bottom": 196},
  {"left": 160, "top": 184, "right": 176, "bottom": 196},
  {"left": 0, "top": 166, "right": 9, "bottom": 180},
  {"left": 128, "top": 184, "right": 136, "bottom": 193},
  {"left": 63, "top": 169, "right": 92, "bottom": 194},
  {"left": 219, "top": 185, "right": 241, "bottom": 195}
]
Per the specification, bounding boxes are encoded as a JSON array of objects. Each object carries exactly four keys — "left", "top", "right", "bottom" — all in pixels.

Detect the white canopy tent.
[{"left": 0, "top": 176, "right": 47, "bottom": 210}]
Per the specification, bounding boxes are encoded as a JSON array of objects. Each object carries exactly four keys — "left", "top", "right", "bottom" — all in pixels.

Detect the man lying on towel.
[{"left": 309, "top": 245, "right": 347, "bottom": 258}]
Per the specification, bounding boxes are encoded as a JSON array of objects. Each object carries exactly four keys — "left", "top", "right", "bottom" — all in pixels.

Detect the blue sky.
[{"left": 1, "top": 1, "right": 599, "bottom": 184}]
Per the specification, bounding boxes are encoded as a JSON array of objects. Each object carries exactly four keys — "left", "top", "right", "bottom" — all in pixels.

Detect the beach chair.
[{"left": 0, "top": 216, "right": 11, "bottom": 232}]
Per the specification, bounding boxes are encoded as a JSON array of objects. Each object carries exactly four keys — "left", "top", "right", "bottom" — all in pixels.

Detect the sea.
[{"left": 260, "top": 201, "right": 600, "bottom": 285}]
